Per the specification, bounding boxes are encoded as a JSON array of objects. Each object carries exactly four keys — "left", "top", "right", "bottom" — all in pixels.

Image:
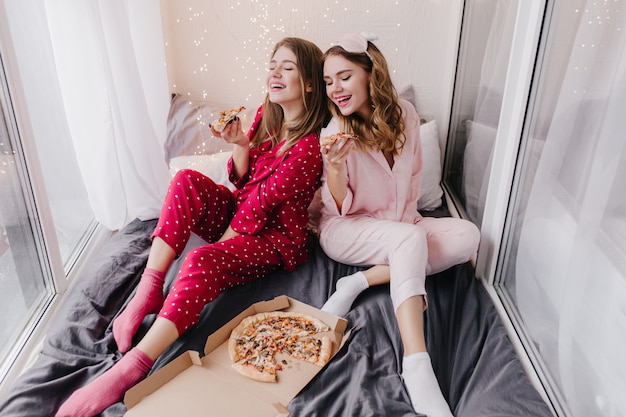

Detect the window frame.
[
  {"left": 442, "top": 0, "right": 563, "bottom": 415},
  {"left": 462, "top": 0, "right": 579, "bottom": 416}
]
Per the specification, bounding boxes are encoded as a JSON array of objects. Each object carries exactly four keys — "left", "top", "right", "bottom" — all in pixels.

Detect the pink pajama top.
[
  {"left": 319, "top": 99, "right": 423, "bottom": 227},
  {"left": 228, "top": 106, "right": 322, "bottom": 271}
]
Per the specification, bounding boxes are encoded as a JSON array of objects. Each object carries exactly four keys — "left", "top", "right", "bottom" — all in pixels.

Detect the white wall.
[{"left": 159, "top": 0, "right": 463, "bottom": 149}]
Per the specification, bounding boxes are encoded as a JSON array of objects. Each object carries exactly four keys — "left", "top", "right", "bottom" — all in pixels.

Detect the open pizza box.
[{"left": 123, "top": 295, "right": 349, "bottom": 417}]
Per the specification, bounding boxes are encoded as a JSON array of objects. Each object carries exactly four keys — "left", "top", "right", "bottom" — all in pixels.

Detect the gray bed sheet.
[{"left": 0, "top": 216, "right": 553, "bottom": 417}]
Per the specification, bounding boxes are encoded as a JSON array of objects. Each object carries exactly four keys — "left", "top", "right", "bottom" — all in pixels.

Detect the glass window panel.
[
  {"left": 498, "top": 1, "right": 626, "bottom": 415},
  {"left": 444, "top": 0, "right": 518, "bottom": 226},
  {"left": 0, "top": 60, "right": 51, "bottom": 369}
]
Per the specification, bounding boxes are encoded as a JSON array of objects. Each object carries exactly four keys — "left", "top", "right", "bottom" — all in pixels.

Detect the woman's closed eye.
[
  {"left": 324, "top": 72, "right": 352, "bottom": 86},
  {"left": 268, "top": 63, "right": 296, "bottom": 72}
]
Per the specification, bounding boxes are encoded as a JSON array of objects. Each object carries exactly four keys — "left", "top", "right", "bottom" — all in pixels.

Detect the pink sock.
[
  {"left": 113, "top": 268, "right": 165, "bottom": 353},
  {"left": 55, "top": 348, "right": 153, "bottom": 417}
]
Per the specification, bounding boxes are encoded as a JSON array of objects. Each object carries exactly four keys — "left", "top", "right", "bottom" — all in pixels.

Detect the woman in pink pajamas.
[
  {"left": 319, "top": 33, "right": 480, "bottom": 417},
  {"left": 56, "top": 37, "right": 329, "bottom": 417}
]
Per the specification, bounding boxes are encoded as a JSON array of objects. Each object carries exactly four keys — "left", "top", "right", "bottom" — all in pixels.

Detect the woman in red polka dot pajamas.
[{"left": 56, "top": 37, "right": 329, "bottom": 417}]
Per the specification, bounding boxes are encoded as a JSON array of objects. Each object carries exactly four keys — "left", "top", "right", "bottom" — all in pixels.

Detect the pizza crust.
[
  {"left": 317, "top": 336, "right": 332, "bottom": 365},
  {"left": 231, "top": 359, "right": 278, "bottom": 383}
]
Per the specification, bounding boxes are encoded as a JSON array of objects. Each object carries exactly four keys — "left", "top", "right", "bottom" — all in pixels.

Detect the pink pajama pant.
[
  {"left": 151, "top": 169, "right": 282, "bottom": 334},
  {"left": 319, "top": 216, "right": 480, "bottom": 311}
]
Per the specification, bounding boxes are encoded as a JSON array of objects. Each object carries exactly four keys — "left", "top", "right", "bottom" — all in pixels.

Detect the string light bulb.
[{"left": 163, "top": 1, "right": 409, "bottom": 103}]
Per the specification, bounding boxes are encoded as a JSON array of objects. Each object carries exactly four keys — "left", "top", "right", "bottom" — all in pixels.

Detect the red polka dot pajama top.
[{"left": 151, "top": 106, "right": 322, "bottom": 334}]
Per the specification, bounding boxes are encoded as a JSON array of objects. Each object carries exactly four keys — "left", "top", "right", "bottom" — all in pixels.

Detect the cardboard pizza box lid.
[{"left": 124, "top": 295, "right": 348, "bottom": 417}]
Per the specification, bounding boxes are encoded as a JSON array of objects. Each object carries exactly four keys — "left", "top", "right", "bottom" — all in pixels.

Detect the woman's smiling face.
[
  {"left": 323, "top": 53, "right": 372, "bottom": 120},
  {"left": 266, "top": 46, "right": 303, "bottom": 110}
]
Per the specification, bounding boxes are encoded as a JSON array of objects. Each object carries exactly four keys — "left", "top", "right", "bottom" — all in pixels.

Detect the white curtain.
[
  {"left": 44, "top": 0, "right": 171, "bottom": 230},
  {"left": 514, "top": 1, "right": 626, "bottom": 415}
]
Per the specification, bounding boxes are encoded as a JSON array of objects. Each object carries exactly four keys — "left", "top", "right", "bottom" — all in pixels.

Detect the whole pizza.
[{"left": 228, "top": 311, "right": 332, "bottom": 382}]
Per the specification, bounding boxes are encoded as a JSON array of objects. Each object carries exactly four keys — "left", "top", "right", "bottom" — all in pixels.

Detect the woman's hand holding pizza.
[
  {"left": 209, "top": 106, "right": 249, "bottom": 147},
  {"left": 210, "top": 117, "right": 250, "bottom": 147},
  {"left": 321, "top": 133, "right": 355, "bottom": 167}
]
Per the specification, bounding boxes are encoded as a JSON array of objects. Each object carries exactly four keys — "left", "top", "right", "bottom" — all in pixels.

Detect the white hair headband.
[{"left": 335, "top": 32, "right": 379, "bottom": 61}]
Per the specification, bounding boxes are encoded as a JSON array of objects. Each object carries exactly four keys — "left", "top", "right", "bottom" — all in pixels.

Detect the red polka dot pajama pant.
[{"left": 151, "top": 169, "right": 282, "bottom": 335}]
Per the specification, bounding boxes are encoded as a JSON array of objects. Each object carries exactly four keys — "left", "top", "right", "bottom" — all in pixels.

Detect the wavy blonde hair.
[
  {"left": 323, "top": 42, "right": 405, "bottom": 155},
  {"left": 250, "top": 37, "right": 330, "bottom": 154}
]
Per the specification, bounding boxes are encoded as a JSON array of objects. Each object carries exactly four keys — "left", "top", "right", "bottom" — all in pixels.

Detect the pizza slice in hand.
[
  {"left": 320, "top": 132, "right": 356, "bottom": 147},
  {"left": 211, "top": 106, "right": 246, "bottom": 132}
]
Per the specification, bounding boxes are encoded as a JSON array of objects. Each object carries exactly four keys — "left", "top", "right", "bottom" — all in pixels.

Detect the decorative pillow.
[
  {"left": 164, "top": 94, "right": 255, "bottom": 164},
  {"left": 398, "top": 86, "right": 443, "bottom": 210},
  {"left": 168, "top": 152, "right": 235, "bottom": 191},
  {"left": 399, "top": 84, "right": 417, "bottom": 108},
  {"left": 417, "top": 119, "right": 444, "bottom": 211}
]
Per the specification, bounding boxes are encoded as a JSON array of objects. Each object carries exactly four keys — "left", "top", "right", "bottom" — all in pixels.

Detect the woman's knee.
[
  {"left": 460, "top": 220, "right": 481, "bottom": 255},
  {"left": 169, "top": 169, "right": 196, "bottom": 191},
  {"left": 421, "top": 218, "right": 480, "bottom": 274}
]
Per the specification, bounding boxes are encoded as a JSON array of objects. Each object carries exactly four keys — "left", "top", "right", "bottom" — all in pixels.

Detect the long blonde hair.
[
  {"left": 250, "top": 37, "right": 329, "bottom": 154},
  {"left": 323, "top": 42, "right": 405, "bottom": 155}
]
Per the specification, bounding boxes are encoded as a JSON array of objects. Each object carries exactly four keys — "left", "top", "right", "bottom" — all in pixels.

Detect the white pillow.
[
  {"left": 168, "top": 152, "right": 235, "bottom": 191},
  {"left": 397, "top": 87, "right": 444, "bottom": 211},
  {"left": 417, "top": 120, "right": 444, "bottom": 211}
]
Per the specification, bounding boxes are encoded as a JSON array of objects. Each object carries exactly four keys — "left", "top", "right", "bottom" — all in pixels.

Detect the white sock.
[
  {"left": 402, "top": 352, "right": 453, "bottom": 417},
  {"left": 321, "top": 271, "right": 369, "bottom": 317}
]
